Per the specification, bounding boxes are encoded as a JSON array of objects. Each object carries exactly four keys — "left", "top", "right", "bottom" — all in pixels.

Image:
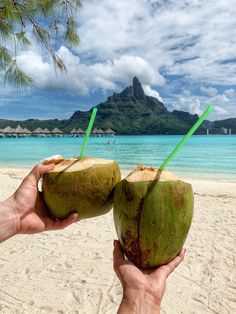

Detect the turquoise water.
[{"left": 0, "top": 135, "right": 235, "bottom": 180}]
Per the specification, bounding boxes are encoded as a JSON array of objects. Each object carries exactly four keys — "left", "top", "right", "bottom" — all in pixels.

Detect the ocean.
[{"left": 0, "top": 135, "right": 235, "bottom": 180}]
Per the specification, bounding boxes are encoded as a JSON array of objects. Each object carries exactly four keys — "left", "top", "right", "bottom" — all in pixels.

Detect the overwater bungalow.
[
  {"left": 14, "top": 125, "right": 25, "bottom": 137},
  {"left": 97, "top": 129, "right": 105, "bottom": 136},
  {"left": 76, "top": 128, "right": 85, "bottom": 137},
  {"left": 1, "top": 126, "right": 15, "bottom": 137},
  {"left": 92, "top": 128, "right": 100, "bottom": 137},
  {"left": 22, "top": 128, "right": 32, "bottom": 137},
  {"left": 92, "top": 128, "right": 105, "bottom": 137},
  {"left": 43, "top": 128, "right": 51, "bottom": 136},
  {"left": 104, "top": 128, "right": 115, "bottom": 136},
  {"left": 32, "top": 127, "right": 44, "bottom": 137},
  {"left": 70, "top": 128, "right": 77, "bottom": 136},
  {"left": 52, "top": 128, "right": 63, "bottom": 137}
]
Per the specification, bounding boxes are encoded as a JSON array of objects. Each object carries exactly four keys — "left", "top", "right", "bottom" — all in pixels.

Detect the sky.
[{"left": 1, "top": 0, "right": 236, "bottom": 121}]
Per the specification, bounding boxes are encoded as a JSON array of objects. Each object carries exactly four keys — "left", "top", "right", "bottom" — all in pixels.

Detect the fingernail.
[{"left": 72, "top": 213, "right": 78, "bottom": 220}]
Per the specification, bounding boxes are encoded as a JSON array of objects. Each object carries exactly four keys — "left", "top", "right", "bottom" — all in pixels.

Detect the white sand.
[{"left": 0, "top": 167, "right": 235, "bottom": 314}]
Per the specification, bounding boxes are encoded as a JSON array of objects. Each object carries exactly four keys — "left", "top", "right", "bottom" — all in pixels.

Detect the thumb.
[{"left": 27, "top": 164, "right": 55, "bottom": 185}]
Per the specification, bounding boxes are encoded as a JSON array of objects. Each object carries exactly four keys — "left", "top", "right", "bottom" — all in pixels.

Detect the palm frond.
[
  {"left": 0, "top": 17, "right": 12, "bottom": 39},
  {"left": 37, "top": 0, "right": 59, "bottom": 16},
  {"left": 33, "top": 25, "right": 50, "bottom": 43},
  {"left": 15, "top": 31, "right": 31, "bottom": 48},
  {"left": 65, "top": 17, "right": 80, "bottom": 46},
  {"left": 4, "top": 62, "right": 33, "bottom": 90},
  {"left": 0, "top": 46, "right": 13, "bottom": 70}
]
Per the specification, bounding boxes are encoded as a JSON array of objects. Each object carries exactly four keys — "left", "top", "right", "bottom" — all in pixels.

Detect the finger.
[
  {"left": 159, "top": 248, "right": 186, "bottom": 277},
  {"left": 113, "top": 240, "right": 125, "bottom": 271},
  {"left": 46, "top": 213, "right": 78, "bottom": 231},
  {"left": 28, "top": 164, "right": 55, "bottom": 185}
]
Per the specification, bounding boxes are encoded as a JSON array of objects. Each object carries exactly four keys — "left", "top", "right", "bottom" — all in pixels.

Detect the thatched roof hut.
[
  {"left": 43, "top": 128, "right": 51, "bottom": 134},
  {"left": 76, "top": 128, "right": 85, "bottom": 134},
  {"left": 70, "top": 128, "right": 77, "bottom": 134},
  {"left": 2, "top": 126, "right": 15, "bottom": 133},
  {"left": 52, "top": 128, "right": 63, "bottom": 134},
  {"left": 33, "top": 127, "right": 44, "bottom": 134},
  {"left": 14, "top": 125, "right": 25, "bottom": 134},
  {"left": 97, "top": 129, "right": 104, "bottom": 135},
  {"left": 92, "top": 128, "right": 99, "bottom": 134},
  {"left": 104, "top": 128, "right": 115, "bottom": 135},
  {"left": 22, "top": 128, "right": 32, "bottom": 134}
]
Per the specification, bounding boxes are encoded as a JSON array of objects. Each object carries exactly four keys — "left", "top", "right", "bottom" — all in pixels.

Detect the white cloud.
[
  {"left": 77, "top": 0, "right": 236, "bottom": 86},
  {"left": 224, "top": 89, "right": 235, "bottom": 98},
  {"left": 16, "top": 48, "right": 164, "bottom": 94},
  {"left": 170, "top": 95, "right": 202, "bottom": 116},
  {"left": 166, "top": 89, "right": 234, "bottom": 121},
  {"left": 143, "top": 85, "right": 163, "bottom": 102},
  {"left": 200, "top": 86, "right": 218, "bottom": 97}
]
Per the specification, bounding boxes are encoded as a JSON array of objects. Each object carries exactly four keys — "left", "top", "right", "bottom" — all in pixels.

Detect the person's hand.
[
  {"left": 10, "top": 164, "right": 78, "bottom": 234},
  {"left": 113, "top": 240, "right": 185, "bottom": 314}
]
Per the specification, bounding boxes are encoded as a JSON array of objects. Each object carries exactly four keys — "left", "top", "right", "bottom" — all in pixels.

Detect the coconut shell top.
[
  {"left": 43, "top": 157, "right": 121, "bottom": 220},
  {"left": 113, "top": 166, "right": 194, "bottom": 269}
]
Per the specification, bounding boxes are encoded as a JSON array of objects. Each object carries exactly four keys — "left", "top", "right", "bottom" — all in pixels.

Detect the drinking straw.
[
  {"left": 159, "top": 105, "right": 214, "bottom": 170},
  {"left": 79, "top": 107, "right": 98, "bottom": 159}
]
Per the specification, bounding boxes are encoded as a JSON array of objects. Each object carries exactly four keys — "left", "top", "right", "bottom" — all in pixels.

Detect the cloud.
[
  {"left": 165, "top": 88, "right": 234, "bottom": 121},
  {"left": 16, "top": 47, "right": 164, "bottom": 94},
  {"left": 143, "top": 85, "right": 163, "bottom": 102},
  {"left": 224, "top": 89, "right": 235, "bottom": 98},
  {"left": 200, "top": 86, "right": 218, "bottom": 97},
  {"left": 77, "top": 0, "right": 236, "bottom": 86}
]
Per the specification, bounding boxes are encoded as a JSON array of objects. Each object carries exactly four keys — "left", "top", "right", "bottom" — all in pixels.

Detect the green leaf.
[
  {"left": 0, "top": 17, "right": 12, "bottom": 39},
  {"left": 65, "top": 17, "right": 80, "bottom": 46},
  {"left": 33, "top": 25, "right": 50, "bottom": 43},
  {"left": 15, "top": 31, "right": 31, "bottom": 47},
  {"left": 0, "top": 46, "right": 13, "bottom": 70},
  {"left": 4, "top": 62, "right": 33, "bottom": 90}
]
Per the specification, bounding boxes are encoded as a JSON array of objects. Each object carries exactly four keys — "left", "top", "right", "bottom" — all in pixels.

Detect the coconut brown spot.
[
  {"left": 141, "top": 249, "right": 151, "bottom": 268},
  {"left": 122, "top": 230, "right": 140, "bottom": 266},
  {"left": 174, "top": 189, "right": 185, "bottom": 211}
]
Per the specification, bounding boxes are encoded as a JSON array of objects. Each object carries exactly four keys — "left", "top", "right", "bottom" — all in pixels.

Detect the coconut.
[
  {"left": 113, "top": 166, "right": 194, "bottom": 269},
  {"left": 42, "top": 157, "right": 121, "bottom": 220}
]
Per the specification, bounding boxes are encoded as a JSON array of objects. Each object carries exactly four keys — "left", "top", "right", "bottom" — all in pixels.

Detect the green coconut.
[
  {"left": 113, "top": 166, "right": 194, "bottom": 269},
  {"left": 42, "top": 157, "right": 121, "bottom": 220}
]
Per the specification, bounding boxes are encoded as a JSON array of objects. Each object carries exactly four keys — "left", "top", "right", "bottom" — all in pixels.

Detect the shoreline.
[
  {"left": 1, "top": 165, "right": 236, "bottom": 202},
  {"left": 0, "top": 165, "right": 236, "bottom": 183}
]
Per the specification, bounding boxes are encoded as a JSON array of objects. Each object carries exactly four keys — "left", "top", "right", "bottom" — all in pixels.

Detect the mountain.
[
  {"left": 0, "top": 77, "right": 235, "bottom": 134},
  {"left": 70, "top": 77, "right": 201, "bottom": 134}
]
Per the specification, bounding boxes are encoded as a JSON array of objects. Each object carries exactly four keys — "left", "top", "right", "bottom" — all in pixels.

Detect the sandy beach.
[{"left": 0, "top": 167, "right": 235, "bottom": 314}]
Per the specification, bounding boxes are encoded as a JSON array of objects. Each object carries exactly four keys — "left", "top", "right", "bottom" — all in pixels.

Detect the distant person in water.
[{"left": 0, "top": 163, "right": 185, "bottom": 313}]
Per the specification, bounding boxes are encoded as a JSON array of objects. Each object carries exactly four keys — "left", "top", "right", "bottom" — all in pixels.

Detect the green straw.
[
  {"left": 160, "top": 105, "right": 214, "bottom": 170},
  {"left": 79, "top": 107, "right": 98, "bottom": 159}
]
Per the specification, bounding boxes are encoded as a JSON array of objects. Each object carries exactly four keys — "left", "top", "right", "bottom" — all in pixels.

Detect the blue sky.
[{"left": 1, "top": 0, "right": 236, "bottom": 121}]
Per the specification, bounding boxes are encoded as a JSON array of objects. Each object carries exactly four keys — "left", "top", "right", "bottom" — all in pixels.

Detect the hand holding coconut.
[
  {"left": 0, "top": 164, "right": 78, "bottom": 243},
  {"left": 113, "top": 240, "right": 186, "bottom": 314}
]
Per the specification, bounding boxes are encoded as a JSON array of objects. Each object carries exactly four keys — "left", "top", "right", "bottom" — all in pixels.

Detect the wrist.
[
  {"left": 0, "top": 196, "right": 20, "bottom": 242},
  {"left": 118, "top": 289, "right": 161, "bottom": 314}
]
